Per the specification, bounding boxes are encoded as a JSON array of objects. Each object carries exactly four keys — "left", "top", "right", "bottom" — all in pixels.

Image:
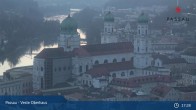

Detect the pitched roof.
[
  {"left": 185, "top": 69, "right": 196, "bottom": 76},
  {"left": 153, "top": 36, "right": 183, "bottom": 44},
  {"left": 182, "top": 47, "right": 196, "bottom": 56},
  {"left": 167, "top": 58, "right": 187, "bottom": 64},
  {"left": 86, "top": 61, "right": 134, "bottom": 78},
  {"left": 151, "top": 85, "right": 172, "bottom": 97},
  {"left": 74, "top": 42, "right": 133, "bottom": 57},
  {"left": 174, "top": 85, "right": 196, "bottom": 92},
  {"left": 35, "top": 48, "right": 72, "bottom": 59},
  {"left": 111, "top": 78, "right": 140, "bottom": 88},
  {"left": 152, "top": 54, "right": 187, "bottom": 64},
  {"left": 111, "top": 75, "right": 173, "bottom": 88},
  {"left": 152, "top": 54, "right": 170, "bottom": 64},
  {"left": 35, "top": 42, "right": 133, "bottom": 59}
]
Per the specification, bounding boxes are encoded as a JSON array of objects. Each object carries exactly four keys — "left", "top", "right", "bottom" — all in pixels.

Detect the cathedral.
[{"left": 33, "top": 12, "right": 171, "bottom": 91}]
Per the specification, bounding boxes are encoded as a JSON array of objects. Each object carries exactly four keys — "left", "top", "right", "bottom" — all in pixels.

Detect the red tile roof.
[
  {"left": 152, "top": 53, "right": 187, "bottom": 64},
  {"left": 35, "top": 47, "right": 73, "bottom": 59},
  {"left": 111, "top": 78, "right": 140, "bottom": 88},
  {"left": 86, "top": 61, "right": 134, "bottom": 78},
  {"left": 154, "top": 36, "right": 183, "bottom": 44},
  {"left": 182, "top": 47, "right": 196, "bottom": 56},
  {"left": 174, "top": 85, "right": 196, "bottom": 92},
  {"left": 111, "top": 75, "right": 173, "bottom": 88},
  {"left": 35, "top": 42, "right": 133, "bottom": 59},
  {"left": 74, "top": 42, "right": 133, "bottom": 57},
  {"left": 151, "top": 84, "right": 172, "bottom": 97}
]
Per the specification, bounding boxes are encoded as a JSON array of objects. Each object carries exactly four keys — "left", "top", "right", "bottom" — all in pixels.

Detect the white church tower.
[
  {"left": 133, "top": 13, "right": 152, "bottom": 69},
  {"left": 58, "top": 15, "right": 80, "bottom": 51},
  {"left": 101, "top": 12, "right": 118, "bottom": 44}
]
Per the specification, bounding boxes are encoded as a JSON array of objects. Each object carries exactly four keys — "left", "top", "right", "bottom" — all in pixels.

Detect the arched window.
[
  {"left": 112, "top": 73, "right": 116, "bottom": 78},
  {"left": 104, "top": 59, "right": 108, "bottom": 64},
  {"left": 79, "top": 66, "right": 82, "bottom": 72},
  {"left": 95, "top": 60, "right": 99, "bottom": 65},
  {"left": 130, "top": 71, "right": 134, "bottom": 75},
  {"left": 41, "top": 78, "right": 43, "bottom": 89},
  {"left": 105, "top": 28, "right": 107, "bottom": 32},
  {"left": 130, "top": 57, "right": 133, "bottom": 62},
  {"left": 41, "top": 67, "right": 43, "bottom": 71},
  {"left": 63, "top": 66, "right": 66, "bottom": 71},
  {"left": 68, "top": 66, "right": 71, "bottom": 70},
  {"left": 86, "top": 65, "right": 89, "bottom": 71},
  {"left": 122, "top": 58, "right": 126, "bottom": 62},
  {"left": 113, "top": 59, "right": 117, "bottom": 63},
  {"left": 121, "top": 72, "right": 125, "bottom": 77}
]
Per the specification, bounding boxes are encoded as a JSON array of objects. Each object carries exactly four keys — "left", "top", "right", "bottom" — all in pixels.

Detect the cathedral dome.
[
  {"left": 61, "top": 15, "right": 78, "bottom": 34},
  {"left": 138, "top": 12, "right": 149, "bottom": 23},
  {"left": 104, "top": 11, "right": 114, "bottom": 22}
]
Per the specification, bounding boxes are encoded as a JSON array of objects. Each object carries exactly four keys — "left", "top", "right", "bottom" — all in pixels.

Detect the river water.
[{"left": 0, "top": 11, "right": 86, "bottom": 75}]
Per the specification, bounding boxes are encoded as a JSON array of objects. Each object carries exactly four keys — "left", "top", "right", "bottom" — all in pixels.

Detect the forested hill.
[
  {"left": 105, "top": 0, "right": 196, "bottom": 8},
  {"left": 0, "top": 0, "right": 60, "bottom": 65},
  {"left": 0, "top": 0, "right": 43, "bottom": 20}
]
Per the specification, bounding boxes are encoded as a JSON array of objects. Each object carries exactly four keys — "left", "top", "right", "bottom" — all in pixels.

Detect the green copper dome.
[
  {"left": 138, "top": 12, "right": 149, "bottom": 23},
  {"left": 104, "top": 11, "right": 114, "bottom": 22},
  {"left": 61, "top": 15, "right": 78, "bottom": 34}
]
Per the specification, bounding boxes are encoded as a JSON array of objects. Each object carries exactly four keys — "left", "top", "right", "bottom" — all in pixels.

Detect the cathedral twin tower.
[{"left": 58, "top": 12, "right": 152, "bottom": 69}]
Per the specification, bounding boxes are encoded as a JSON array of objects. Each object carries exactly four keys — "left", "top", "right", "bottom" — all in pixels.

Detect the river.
[{"left": 0, "top": 10, "right": 86, "bottom": 75}]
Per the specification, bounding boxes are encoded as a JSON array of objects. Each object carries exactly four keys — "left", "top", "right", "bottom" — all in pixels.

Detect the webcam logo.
[{"left": 176, "top": 6, "right": 181, "bottom": 13}]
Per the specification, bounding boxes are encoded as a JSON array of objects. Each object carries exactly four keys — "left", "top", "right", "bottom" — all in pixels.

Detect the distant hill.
[
  {"left": 105, "top": 0, "right": 195, "bottom": 8},
  {"left": 0, "top": 0, "right": 60, "bottom": 65},
  {"left": 34, "top": 0, "right": 109, "bottom": 16}
]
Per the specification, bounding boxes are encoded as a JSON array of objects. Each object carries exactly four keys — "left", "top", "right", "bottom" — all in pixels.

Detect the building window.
[
  {"left": 138, "top": 47, "right": 140, "bottom": 52},
  {"left": 104, "top": 60, "right": 108, "bottom": 64},
  {"left": 68, "top": 66, "right": 71, "bottom": 70},
  {"left": 86, "top": 65, "right": 89, "bottom": 71},
  {"left": 95, "top": 60, "right": 99, "bottom": 65},
  {"left": 112, "top": 73, "right": 116, "bottom": 78},
  {"left": 63, "top": 66, "right": 66, "bottom": 71},
  {"left": 130, "top": 71, "right": 134, "bottom": 75},
  {"left": 59, "top": 67, "right": 61, "bottom": 71},
  {"left": 122, "top": 58, "right": 126, "bottom": 62},
  {"left": 113, "top": 59, "right": 117, "bottom": 63},
  {"left": 146, "top": 47, "right": 148, "bottom": 52},
  {"left": 41, "top": 67, "right": 43, "bottom": 71},
  {"left": 41, "top": 78, "right": 43, "bottom": 89},
  {"left": 121, "top": 72, "right": 125, "bottom": 77},
  {"left": 79, "top": 66, "right": 82, "bottom": 72}
]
